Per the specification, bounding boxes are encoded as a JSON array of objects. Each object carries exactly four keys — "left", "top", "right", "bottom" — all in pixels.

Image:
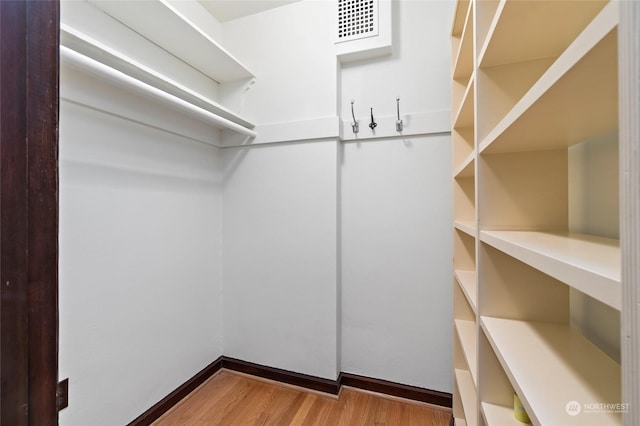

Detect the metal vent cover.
[{"left": 337, "top": 0, "right": 379, "bottom": 43}]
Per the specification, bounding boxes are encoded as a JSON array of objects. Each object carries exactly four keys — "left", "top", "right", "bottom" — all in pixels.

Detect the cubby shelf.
[
  {"left": 454, "top": 270, "right": 477, "bottom": 313},
  {"left": 453, "top": 78, "right": 474, "bottom": 130},
  {"left": 452, "top": 1, "right": 474, "bottom": 84},
  {"left": 481, "top": 402, "right": 520, "bottom": 426},
  {"left": 479, "top": 1, "right": 618, "bottom": 154},
  {"left": 480, "top": 230, "right": 620, "bottom": 310},
  {"left": 454, "top": 221, "right": 476, "bottom": 238},
  {"left": 455, "top": 320, "right": 478, "bottom": 385},
  {"left": 88, "top": 0, "right": 254, "bottom": 83},
  {"left": 481, "top": 317, "right": 621, "bottom": 426},
  {"left": 478, "top": 0, "right": 608, "bottom": 68},
  {"left": 452, "top": 0, "right": 470, "bottom": 38},
  {"left": 453, "top": 154, "right": 474, "bottom": 179},
  {"left": 454, "top": 369, "right": 478, "bottom": 426}
]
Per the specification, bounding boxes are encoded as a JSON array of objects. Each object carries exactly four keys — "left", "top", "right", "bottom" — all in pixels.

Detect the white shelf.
[
  {"left": 479, "top": 1, "right": 619, "bottom": 154},
  {"left": 455, "top": 270, "right": 477, "bottom": 313},
  {"left": 60, "top": 24, "right": 255, "bottom": 132},
  {"left": 481, "top": 317, "right": 621, "bottom": 426},
  {"left": 478, "top": 0, "right": 608, "bottom": 68},
  {"left": 453, "top": 77, "right": 474, "bottom": 130},
  {"left": 454, "top": 153, "right": 475, "bottom": 179},
  {"left": 88, "top": 0, "right": 254, "bottom": 83},
  {"left": 480, "top": 230, "right": 620, "bottom": 310},
  {"left": 455, "top": 369, "right": 478, "bottom": 426},
  {"left": 455, "top": 221, "right": 476, "bottom": 238},
  {"left": 455, "top": 320, "right": 478, "bottom": 385},
  {"left": 481, "top": 402, "right": 522, "bottom": 426},
  {"left": 452, "top": 2, "right": 474, "bottom": 83},
  {"left": 454, "top": 419, "right": 467, "bottom": 426}
]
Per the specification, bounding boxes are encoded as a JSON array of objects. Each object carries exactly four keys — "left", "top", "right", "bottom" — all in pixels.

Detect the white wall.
[
  {"left": 59, "top": 5, "right": 456, "bottom": 425},
  {"left": 339, "top": 0, "right": 454, "bottom": 392},
  {"left": 220, "top": 0, "right": 454, "bottom": 390},
  {"left": 340, "top": 0, "right": 454, "bottom": 126},
  {"left": 219, "top": 0, "right": 341, "bottom": 381},
  {"left": 341, "top": 136, "right": 452, "bottom": 391},
  {"left": 59, "top": 46, "right": 224, "bottom": 426},
  {"left": 222, "top": 141, "right": 340, "bottom": 380}
]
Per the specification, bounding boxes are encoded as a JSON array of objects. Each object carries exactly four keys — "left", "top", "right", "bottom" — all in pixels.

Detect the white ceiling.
[{"left": 199, "top": 1, "right": 302, "bottom": 22}]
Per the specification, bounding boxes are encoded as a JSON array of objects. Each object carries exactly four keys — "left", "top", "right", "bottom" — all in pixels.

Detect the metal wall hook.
[
  {"left": 350, "top": 100, "right": 359, "bottom": 134},
  {"left": 396, "top": 97, "right": 403, "bottom": 132},
  {"left": 369, "top": 107, "right": 377, "bottom": 130}
]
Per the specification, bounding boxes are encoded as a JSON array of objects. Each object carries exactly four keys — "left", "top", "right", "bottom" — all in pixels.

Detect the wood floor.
[{"left": 153, "top": 370, "right": 452, "bottom": 426}]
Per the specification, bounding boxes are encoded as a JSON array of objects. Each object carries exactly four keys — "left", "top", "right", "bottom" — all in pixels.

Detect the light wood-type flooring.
[{"left": 153, "top": 370, "right": 451, "bottom": 425}]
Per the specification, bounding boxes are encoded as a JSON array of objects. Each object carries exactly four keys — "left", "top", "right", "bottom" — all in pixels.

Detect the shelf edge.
[{"left": 480, "top": 230, "right": 621, "bottom": 310}]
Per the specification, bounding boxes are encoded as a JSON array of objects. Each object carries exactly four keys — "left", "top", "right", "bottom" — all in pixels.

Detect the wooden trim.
[
  {"left": 339, "top": 372, "right": 453, "bottom": 408},
  {"left": 0, "top": 1, "right": 59, "bottom": 424},
  {"left": 0, "top": 2, "right": 30, "bottom": 424},
  {"left": 127, "top": 357, "right": 223, "bottom": 426},
  {"left": 620, "top": 2, "right": 640, "bottom": 425},
  {"left": 26, "top": 0, "right": 60, "bottom": 421},
  {"left": 222, "top": 369, "right": 340, "bottom": 400},
  {"left": 221, "top": 356, "right": 341, "bottom": 395},
  {"left": 129, "top": 356, "right": 454, "bottom": 423}
]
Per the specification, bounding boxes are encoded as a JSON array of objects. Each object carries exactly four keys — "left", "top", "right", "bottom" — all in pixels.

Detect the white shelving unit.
[
  {"left": 451, "top": 1, "right": 477, "bottom": 423},
  {"left": 451, "top": 1, "right": 624, "bottom": 425},
  {"left": 61, "top": 1, "right": 257, "bottom": 143},
  {"left": 88, "top": 0, "right": 254, "bottom": 83},
  {"left": 60, "top": 25, "right": 255, "bottom": 134}
]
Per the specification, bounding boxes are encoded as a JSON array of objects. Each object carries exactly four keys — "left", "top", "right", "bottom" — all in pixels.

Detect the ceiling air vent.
[
  {"left": 337, "top": 0, "right": 379, "bottom": 43},
  {"left": 335, "top": 0, "right": 391, "bottom": 63}
]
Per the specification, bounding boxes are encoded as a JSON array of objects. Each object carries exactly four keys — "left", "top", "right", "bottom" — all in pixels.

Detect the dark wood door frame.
[{"left": 0, "top": 1, "right": 59, "bottom": 424}]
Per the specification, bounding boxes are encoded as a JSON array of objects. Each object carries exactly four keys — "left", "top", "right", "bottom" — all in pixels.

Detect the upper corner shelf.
[
  {"left": 478, "top": 0, "right": 609, "bottom": 68},
  {"left": 88, "top": 0, "right": 254, "bottom": 83}
]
